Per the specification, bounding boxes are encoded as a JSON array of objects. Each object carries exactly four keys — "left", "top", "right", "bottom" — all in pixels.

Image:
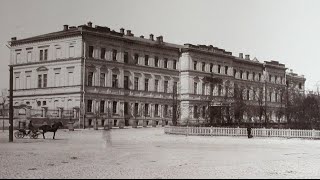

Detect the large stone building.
[{"left": 8, "top": 22, "right": 306, "bottom": 128}]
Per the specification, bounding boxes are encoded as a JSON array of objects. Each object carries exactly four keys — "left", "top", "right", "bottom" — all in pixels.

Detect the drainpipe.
[{"left": 81, "top": 30, "right": 86, "bottom": 129}]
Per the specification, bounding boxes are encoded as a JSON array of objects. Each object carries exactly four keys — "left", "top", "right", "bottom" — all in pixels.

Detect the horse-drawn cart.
[{"left": 14, "top": 128, "right": 41, "bottom": 139}]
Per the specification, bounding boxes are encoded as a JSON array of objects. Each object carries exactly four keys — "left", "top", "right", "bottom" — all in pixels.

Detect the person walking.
[{"left": 247, "top": 125, "right": 252, "bottom": 138}]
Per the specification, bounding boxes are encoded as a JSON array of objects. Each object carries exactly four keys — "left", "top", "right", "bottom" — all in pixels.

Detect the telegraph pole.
[{"left": 9, "top": 65, "right": 13, "bottom": 142}]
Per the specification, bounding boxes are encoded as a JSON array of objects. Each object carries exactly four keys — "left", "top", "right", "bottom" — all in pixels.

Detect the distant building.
[{"left": 8, "top": 22, "right": 306, "bottom": 127}]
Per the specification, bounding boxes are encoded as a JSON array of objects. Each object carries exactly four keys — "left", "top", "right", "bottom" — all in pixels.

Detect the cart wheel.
[
  {"left": 32, "top": 133, "right": 39, "bottom": 139},
  {"left": 14, "top": 131, "right": 24, "bottom": 139}
]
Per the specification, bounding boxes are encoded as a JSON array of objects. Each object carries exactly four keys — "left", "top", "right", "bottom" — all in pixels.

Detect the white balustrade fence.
[{"left": 164, "top": 126, "right": 320, "bottom": 139}]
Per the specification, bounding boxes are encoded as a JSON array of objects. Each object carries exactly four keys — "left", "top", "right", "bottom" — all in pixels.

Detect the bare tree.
[{"left": 0, "top": 89, "right": 8, "bottom": 131}]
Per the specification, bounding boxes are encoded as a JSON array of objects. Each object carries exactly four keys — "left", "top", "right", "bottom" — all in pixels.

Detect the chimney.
[
  {"left": 11, "top": 37, "right": 17, "bottom": 41},
  {"left": 159, "top": 36, "right": 163, "bottom": 42},
  {"left": 63, "top": 25, "right": 69, "bottom": 31},
  {"left": 140, "top": 35, "right": 144, "bottom": 38},
  {"left": 239, "top": 53, "right": 243, "bottom": 59},
  {"left": 87, "top": 21, "right": 92, "bottom": 27},
  {"left": 120, "top": 28, "right": 125, "bottom": 34},
  {"left": 156, "top": 36, "right": 161, "bottom": 42},
  {"left": 149, "top": 34, "right": 154, "bottom": 41},
  {"left": 245, "top": 54, "right": 250, "bottom": 60},
  {"left": 126, "top": 30, "right": 131, "bottom": 36}
]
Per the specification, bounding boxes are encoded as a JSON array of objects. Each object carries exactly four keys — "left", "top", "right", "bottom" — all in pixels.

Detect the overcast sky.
[{"left": 0, "top": 0, "right": 319, "bottom": 91}]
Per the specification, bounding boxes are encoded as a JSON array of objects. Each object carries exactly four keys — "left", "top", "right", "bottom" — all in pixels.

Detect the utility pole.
[{"left": 9, "top": 65, "right": 13, "bottom": 142}]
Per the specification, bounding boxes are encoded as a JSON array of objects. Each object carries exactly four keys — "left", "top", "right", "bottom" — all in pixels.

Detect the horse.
[{"left": 39, "top": 122, "right": 63, "bottom": 139}]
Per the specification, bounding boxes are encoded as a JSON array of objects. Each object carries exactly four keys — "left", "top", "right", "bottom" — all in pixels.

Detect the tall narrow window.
[
  {"left": 155, "top": 56, "right": 159, "bottom": 67},
  {"left": 100, "top": 73, "right": 106, "bottom": 87},
  {"left": 27, "top": 51, "right": 32, "bottom": 62},
  {"left": 54, "top": 72, "right": 60, "bottom": 87},
  {"left": 234, "top": 69, "right": 237, "bottom": 77},
  {"left": 134, "top": 103, "right": 139, "bottom": 116},
  {"left": 202, "top": 62, "right": 206, "bottom": 71},
  {"left": 112, "top": 49, "right": 117, "bottom": 61},
  {"left": 124, "top": 76, "right": 129, "bottom": 90},
  {"left": 154, "top": 104, "right": 159, "bottom": 116},
  {"left": 247, "top": 89, "right": 250, "bottom": 100},
  {"left": 218, "top": 65, "right": 221, "bottom": 74},
  {"left": 210, "top": 63, "right": 213, "bottom": 72},
  {"left": 112, "top": 74, "right": 118, "bottom": 88},
  {"left": 275, "top": 76, "right": 278, "bottom": 83},
  {"left": 113, "top": 101, "right": 117, "bottom": 114},
  {"left": 44, "top": 49, "right": 48, "bottom": 61},
  {"left": 202, "top": 106, "right": 206, "bottom": 118},
  {"left": 134, "top": 77, "right": 139, "bottom": 90},
  {"left": 194, "top": 82, "right": 198, "bottom": 94},
  {"left": 101, "top": 48, "right": 106, "bottom": 59},
  {"left": 145, "top": 78, "right": 149, "bottom": 91},
  {"left": 145, "top": 55, "right": 149, "bottom": 66},
  {"left": 15, "top": 76, "right": 20, "bottom": 89},
  {"left": 218, "top": 85, "right": 222, "bottom": 96},
  {"left": 259, "top": 73, "right": 262, "bottom": 81},
  {"left": 134, "top": 54, "right": 139, "bottom": 64},
  {"left": 38, "top": 75, "right": 42, "bottom": 88},
  {"left": 39, "top": 50, "right": 43, "bottom": 61},
  {"left": 87, "top": 100, "right": 93, "bottom": 112},
  {"left": 155, "top": 79, "right": 159, "bottom": 92},
  {"left": 246, "top": 71, "right": 249, "bottom": 80},
  {"left": 269, "top": 75, "right": 272, "bottom": 82},
  {"left": 124, "top": 52, "right": 129, "bottom": 63},
  {"left": 69, "top": 46, "right": 75, "bottom": 58},
  {"left": 173, "top": 60, "right": 177, "bottom": 70},
  {"left": 194, "top": 106, "right": 198, "bottom": 118},
  {"left": 164, "top": 105, "right": 168, "bottom": 117},
  {"left": 194, "top": 61, "right": 197, "bottom": 70},
  {"left": 252, "top": 72, "right": 256, "bottom": 81},
  {"left": 202, "top": 83, "right": 206, "bottom": 95},
  {"left": 100, "top": 101, "right": 105, "bottom": 113},
  {"left": 240, "top": 70, "right": 243, "bottom": 79},
  {"left": 88, "top": 46, "right": 94, "bottom": 58},
  {"left": 164, "top": 81, "right": 168, "bottom": 93},
  {"left": 88, "top": 72, "right": 94, "bottom": 86},
  {"left": 26, "top": 75, "right": 31, "bottom": 89},
  {"left": 164, "top": 58, "right": 168, "bottom": 68},
  {"left": 124, "top": 102, "right": 129, "bottom": 115},
  {"left": 145, "top": 104, "right": 149, "bottom": 116},
  {"left": 225, "top": 66, "right": 228, "bottom": 75}
]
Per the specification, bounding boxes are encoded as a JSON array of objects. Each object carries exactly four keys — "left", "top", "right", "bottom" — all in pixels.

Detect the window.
[
  {"left": 124, "top": 102, "right": 129, "bottom": 115},
  {"left": 54, "top": 72, "right": 60, "bottom": 87},
  {"left": 88, "top": 72, "right": 94, "bottom": 86},
  {"left": 275, "top": 93, "right": 278, "bottom": 102},
  {"left": 145, "top": 104, "right": 149, "bottom": 116},
  {"left": 27, "top": 51, "right": 32, "bottom": 62},
  {"left": 247, "top": 90, "right": 250, "bottom": 100},
  {"left": 69, "top": 46, "right": 75, "bottom": 58},
  {"left": 134, "top": 103, "right": 139, "bottom": 116},
  {"left": 124, "top": 52, "right": 129, "bottom": 63},
  {"left": 234, "top": 69, "right": 237, "bottom": 77},
  {"left": 87, "top": 100, "right": 93, "bottom": 112},
  {"left": 202, "top": 106, "right": 206, "bottom": 118},
  {"left": 253, "top": 72, "right": 256, "bottom": 81},
  {"left": 43, "top": 101, "right": 47, "bottom": 106},
  {"left": 88, "top": 46, "right": 94, "bottom": 58},
  {"left": 240, "top": 70, "right": 243, "bottom": 79},
  {"left": 155, "top": 79, "right": 159, "bottom": 92},
  {"left": 37, "top": 101, "right": 41, "bottom": 107},
  {"left": 275, "top": 76, "right": 278, "bottom": 83},
  {"left": 101, "top": 48, "right": 106, "bottom": 59},
  {"left": 194, "top": 61, "right": 197, "bottom": 70},
  {"left": 26, "top": 75, "right": 31, "bottom": 89},
  {"left": 155, "top": 56, "right": 159, "bottom": 67},
  {"left": 202, "top": 62, "right": 205, "bottom": 71},
  {"left": 246, "top": 71, "right": 249, "bottom": 80},
  {"left": 134, "top": 77, "right": 139, "bottom": 90},
  {"left": 269, "top": 92, "right": 272, "bottom": 102},
  {"left": 210, "top": 63, "right": 213, "bottom": 72},
  {"left": 112, "top": 101, "right": 117, "bottom": 114},
  {"left": 124, "top": 76, "right": 129, "bottom": 89},
  {"left": 174, "top": 81, "right": 178, "bottom": 93},
  {"left": 269, "top": 75, "right": 272, "bottom": 82},
  {"left": 194, "top": 82, "right": 198, "bottom": 94},
  {"left": 164, "top": 58, "right": 168, "bottom": 68},
  {"left": 145, "top": 78, "right": 149, "bottom": 91},
  {"left": 100, "top": 101, "right": 105, "bottom": 113},
  {"left": 164, "top": 105, "right": 168, "bottom": 117},
  {"left": 112, "top": 49, "right": 117, "bottom": 61},
  {"left": 100, "top": 73, "right": 106, "bottom": 87},
  {"left": 202, "top": 83, "right": 206, "bottom": 95},
  {"left": 134, "top": 54, "right": 139, "bottom": 64},
  {"left": 56, "top": 47, "right": 62, "bottom": 59},
  {"left": 173, "top": 60, "right": 177, "bottom": 69},
  {"left": 164, "top": 81, "right": 168, "bottom": 93},
  {"left": 225, "top": 66, "right": 228, "bottom": 75},
  {"left": 145, "top": 55, "right": 149, "bottom": 66},
  {"left": 299, "top": 83, "right": 302, "bottom": 89},
  {"left": 218, "top": 65, "right": 221, "bottom": 74},
  {"left": 218, "top": 85, "right": 222, "bottom": 96},
  {"left": 112, "top": 74, "right": 118, "bottom": 88},
  {"left": 38, "top": 74, "right": 47, "bottom": 88},
  {"left": 39, "top": 49, "right": 48, "bottom": 61},
  {"left": 259, "top": 73, "right": 262, "bottom": 81},
  {"left": 15, "top": 75, "right": 20, "bottom": 89},
  {"left": 194, "top": 106, "right": 198, "bottom": 118},
  {"left": 155, "top": 104, "right": 159, "bottom": 116}
]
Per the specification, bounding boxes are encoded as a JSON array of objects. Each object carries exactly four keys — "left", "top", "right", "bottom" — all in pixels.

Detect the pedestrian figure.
[
  {"left": 27, "top": 120, "right": 35, "bottom": 135},
  {"left": 247, "top": 125, "right": 253, "bottom": 138}
]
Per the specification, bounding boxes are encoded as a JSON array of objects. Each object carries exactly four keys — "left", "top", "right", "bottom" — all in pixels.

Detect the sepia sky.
[{"left": 0, "top": 0, "right": 320, "bottom": 91}]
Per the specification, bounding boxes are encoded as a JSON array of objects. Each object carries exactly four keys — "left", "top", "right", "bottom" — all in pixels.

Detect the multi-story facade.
[{"left": 8, "top": 22, "right": 306, "bottom": 127}]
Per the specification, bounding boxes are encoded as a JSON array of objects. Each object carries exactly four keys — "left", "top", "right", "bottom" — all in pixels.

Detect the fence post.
[{"left": 262, "top": 127, "right": 266, "bottom": 137}]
